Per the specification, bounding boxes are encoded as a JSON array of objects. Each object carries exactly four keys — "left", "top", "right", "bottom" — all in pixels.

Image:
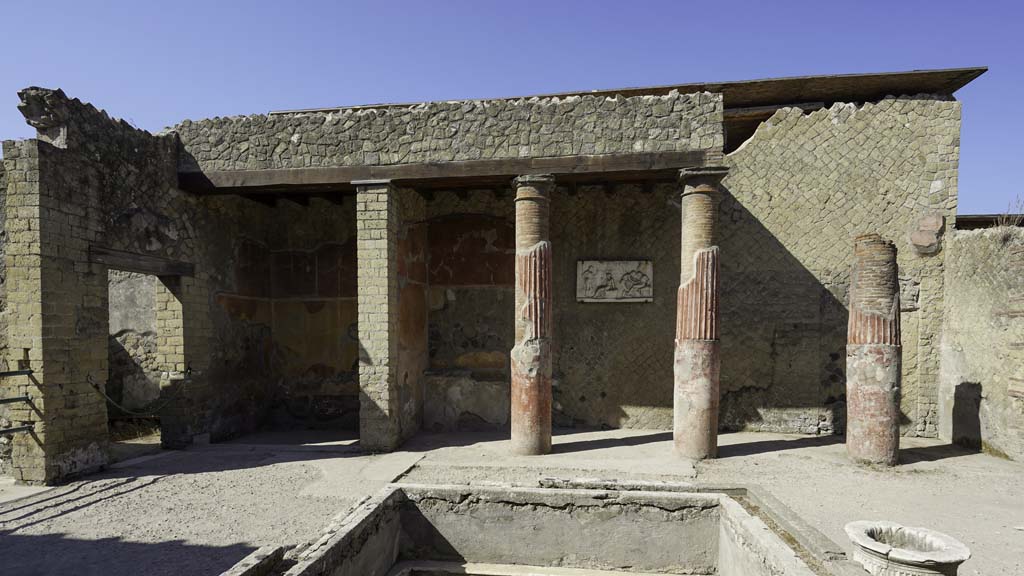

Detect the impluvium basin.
[
  {"left": 844, "top": 521, "right": 970, "bottom": 576},
  {"left": 277, "top": 483, "right": 820, "bottom": 576}
]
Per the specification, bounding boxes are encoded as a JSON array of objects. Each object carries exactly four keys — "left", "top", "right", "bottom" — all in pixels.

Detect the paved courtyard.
[{"left": 1, "top": 429, "right": 1020, "bottom": 575}]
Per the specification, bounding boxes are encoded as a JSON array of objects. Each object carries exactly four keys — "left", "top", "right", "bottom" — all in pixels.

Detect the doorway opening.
[{"left": 105, "top": 270, "right": 164, "bottom": 462}]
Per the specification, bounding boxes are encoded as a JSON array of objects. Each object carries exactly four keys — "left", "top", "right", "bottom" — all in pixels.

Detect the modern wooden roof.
[{"left": 271, "top": 67, "right": 987, "bottom": 115}]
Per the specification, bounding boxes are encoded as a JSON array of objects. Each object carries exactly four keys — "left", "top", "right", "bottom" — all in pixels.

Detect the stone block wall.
[
  {"left": 722, "top": 96, "right": 960, "bottom": 436},
  {"left": 0, "top": 162, "right": 9, "bottom": 474},
  {"left": 1, "top": 89, "right": 279, "bottom": 482},
  {"left": 174, "top": 91, "right": 723, "bottom": 172},
  {"left": 940, "top": 227, "right": 1024, "bottom": 460}
]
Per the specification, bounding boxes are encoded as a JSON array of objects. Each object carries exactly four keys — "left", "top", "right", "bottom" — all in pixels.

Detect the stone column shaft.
[
  {"left": 674, "top": 167, "right": 728, "bottom": 460},
  {"left": 510, "top": 175, "right": 555, "bottom": 455},
  {"left": 846, "top": 233, "right": 902, "bottom": 466}
]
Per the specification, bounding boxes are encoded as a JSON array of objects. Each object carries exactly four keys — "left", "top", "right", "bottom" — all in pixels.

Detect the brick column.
[
  {"left": 846, "top": 233, "right": 902, "bottom": 466},
  {"left": 356, "top": 180, "right": 402, "bottom": 451},
  {"left": 510, "top": 175, "right": 555, "bottom": 455},
  {"left": 2, "top": 139, "right": 109, "bottom": 484},
  {"left": 674, "top": 166, "right": 728, "bottom": 460},
  {"left": 155, "top": 275, "right": 212, "bottom": 448}
]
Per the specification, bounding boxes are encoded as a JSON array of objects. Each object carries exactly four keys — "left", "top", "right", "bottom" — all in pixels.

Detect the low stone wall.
[
  {"left": 422, "top": 373, "right": 509, "bottom": 433},
  {"left": 285, "top": 488, "right": 403, "bottom": 576},
  {"left": 940, "top": 227, "right": 1024, "bottom": 460},
  {"left": 277, "top": 484, "right": 819, "bottom": 576},
  {"left": 398, "top": 485, "right": 719, "bottom": 573}
]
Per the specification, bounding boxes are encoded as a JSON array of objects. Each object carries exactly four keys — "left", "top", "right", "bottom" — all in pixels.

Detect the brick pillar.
[
  {"left": 2, "top": 139, "right": 109, "bottom": 484},
  {"left": 155, "top": 275, "right": 211, "bottom": 448},
  {"left": 510, "top": 174, "right": 555, "bottom": 455},
  {"left": 674, "top": 166, "right": 728, "bottom": 460},
  {"left": 846, "top": 233, "right": 902, "bottom": 466},
  {"left": 356, "top": 180, "right": 402, "bottom": 451}
]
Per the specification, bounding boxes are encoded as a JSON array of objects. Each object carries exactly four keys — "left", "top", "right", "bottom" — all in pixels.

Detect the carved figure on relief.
[{"left": 576, "top": 260, "right": 653, "bottom": 302}]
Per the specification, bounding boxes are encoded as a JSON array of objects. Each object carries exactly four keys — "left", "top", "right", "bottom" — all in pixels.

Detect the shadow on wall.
[
  {"left": 951, "top": 381, "right": 983, "bottom": 451},
  {"left": 717, "top": 190, "right": 853, "bottom": 435},
  {"left": 105, "top": 335, "right": 160, "bottom": 418}
]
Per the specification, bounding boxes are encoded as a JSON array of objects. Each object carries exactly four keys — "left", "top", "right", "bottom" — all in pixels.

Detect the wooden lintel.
[
  {"left": 90, "top": 246, "right": 195, "bottom": 277},
  {"left": 178, "top": 150, "right": 708, "bottom": 195}
]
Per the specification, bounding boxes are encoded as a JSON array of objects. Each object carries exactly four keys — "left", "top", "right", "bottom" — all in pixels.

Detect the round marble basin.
[{"left": 844, "top": 521, "right": 971, "bottom": 576}]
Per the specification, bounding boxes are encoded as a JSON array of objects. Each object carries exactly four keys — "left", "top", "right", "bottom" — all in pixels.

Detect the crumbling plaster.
[{"left": 940, "top": 227, "right": 1024, "bottom": 460}]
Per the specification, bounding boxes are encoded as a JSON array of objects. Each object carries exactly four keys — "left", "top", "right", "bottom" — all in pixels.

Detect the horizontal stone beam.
[{"left": 178, "top": 150, "right": 710, "bottom": 195}]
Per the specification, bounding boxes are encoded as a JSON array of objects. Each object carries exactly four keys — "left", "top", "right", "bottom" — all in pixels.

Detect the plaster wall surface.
[
  {"left": 940, "top": 227, "right": 1024, "bottom": 460},
  {"left": 221, "top": 198, "right": 361, "bottom": 431},
  {"left": 107, "top": 270, "right": 161, "bottom": 412},
  {"left": 721, "top": 96, "right": 960, "bottom": 436},
  {"left": 174, "top": 91, "right": 723, "bottom": 172}
]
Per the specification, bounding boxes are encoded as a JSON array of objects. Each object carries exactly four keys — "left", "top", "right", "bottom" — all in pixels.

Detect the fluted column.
[
  {"left": 846, "top": 233, "right": 902, "bottom": 466},
  {"left": 510, "top": 174, "right": 555, "bottom": 455},
  {"left": 674, "top": 166, "right": 729, "bottom": 460}
]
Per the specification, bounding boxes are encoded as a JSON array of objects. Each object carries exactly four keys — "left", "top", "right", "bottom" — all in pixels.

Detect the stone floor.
[{"left": 1, "top": 429, "right": 1021, "bottom": 575}]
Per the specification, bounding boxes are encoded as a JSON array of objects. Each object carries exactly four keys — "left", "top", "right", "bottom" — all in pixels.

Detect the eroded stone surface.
[
  {"left": 674, "top": 168, "right": 727, "bottom": 460},
  {"left": 846, "top": 234, "right": 902, "bottom": 466},
  {"left": 510, "top": 175, "right": 555, "bottom": 455}
]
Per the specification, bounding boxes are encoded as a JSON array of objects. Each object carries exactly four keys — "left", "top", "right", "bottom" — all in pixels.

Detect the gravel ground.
[
  {"left": 401, "top": 429, "right": 1024, "bottom": 576},
  {"left": 0, "top": 436, "right": 421, "bottom": 576},
  {"left": 1, "top": 429, "right": 1020, "bottom": 575}
]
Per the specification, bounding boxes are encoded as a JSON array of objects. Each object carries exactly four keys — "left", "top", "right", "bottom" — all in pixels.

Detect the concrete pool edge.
[{"left": 263, "top": 481, "right": 870, "bottom": 576}]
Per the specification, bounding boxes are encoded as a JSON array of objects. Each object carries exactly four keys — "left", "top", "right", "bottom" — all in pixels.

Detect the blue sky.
[{"left": 0, "top": 0, "right": 1018, "bottom": 213}]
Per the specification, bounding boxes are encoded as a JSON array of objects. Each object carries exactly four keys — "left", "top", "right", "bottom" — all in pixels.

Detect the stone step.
[{"left": 387, "top": 561, "right": 707, "bottom": 576}]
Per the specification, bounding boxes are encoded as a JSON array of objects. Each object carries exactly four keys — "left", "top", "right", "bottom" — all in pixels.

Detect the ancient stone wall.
[
  {"left": 940, "top": 227, "right": 1024, "bottom": 460},
  {"left": 1, "top": 89, "right": 277, "bottom": 482},
  {"left": 0, "top": 162, "right": 9, "bottom": 474},
  {"left": 107, "top": 271, "right": 160, "bottom": 413},
  {"left": 417, "top": 184, "right": 684, "bottom": 430},
  {"left": 551, "top": 183, "right": 683, "bottom": 428},
  {"left": 722, "top": 96, "right": 960, "bottom": 436},
  {"left": 174, "top": 91, "right": 723, "bottom": 172}
]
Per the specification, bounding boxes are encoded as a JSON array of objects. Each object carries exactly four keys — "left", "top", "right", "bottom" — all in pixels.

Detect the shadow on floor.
[
  {"left": 716, "top": 433, "right": 844, "bottom": 458},
  {"left": 552, "top": 430, "right": 672, "bottom": 454},
  {"left": 0, "top": 532, "right": 255, "bottom": 576},
  {"left": 899, "top": 442, "right": 982, "bottom": 464}
]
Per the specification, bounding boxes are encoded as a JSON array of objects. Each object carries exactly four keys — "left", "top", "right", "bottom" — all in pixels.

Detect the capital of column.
[
  {"left": 513, "top": 174, "right": 556, "bottom": 200},
  {"left": 678, "top": 166, "right": 729, "bottom": 196}
]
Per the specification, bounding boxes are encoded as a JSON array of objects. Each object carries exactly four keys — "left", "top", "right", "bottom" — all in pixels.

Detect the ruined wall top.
[
  {"left": 173, "top": 90, "right": 723, "bottom": 173},
  {"left": 15, "top": 87, "right": 178, "bottom": 154}
]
